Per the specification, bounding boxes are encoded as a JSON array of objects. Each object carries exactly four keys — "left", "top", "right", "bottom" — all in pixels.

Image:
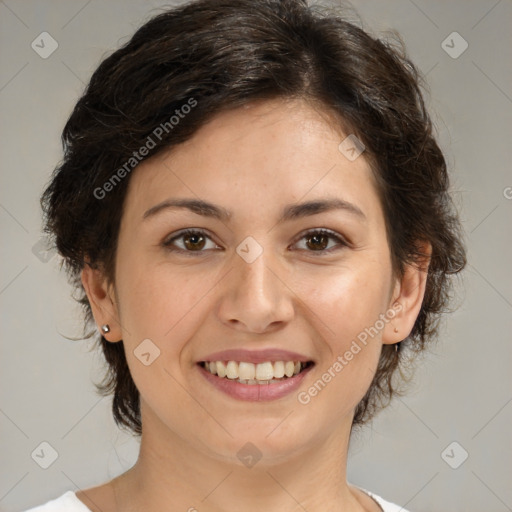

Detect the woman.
[{"left": 26, "top": 0, "right": 466, "bottom": 510}]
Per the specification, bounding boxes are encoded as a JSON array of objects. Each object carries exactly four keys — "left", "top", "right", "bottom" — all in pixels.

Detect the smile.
[
  {"left": 197, "top": 360, "right": 315, "bottom": 401},
  {"left": 200, "top": 360, "right": 314, "bottom": 384}
]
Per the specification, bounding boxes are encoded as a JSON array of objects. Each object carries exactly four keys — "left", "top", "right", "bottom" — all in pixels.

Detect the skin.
[{"left": 79, "top": 98, "right": 429, "bottom": 512}]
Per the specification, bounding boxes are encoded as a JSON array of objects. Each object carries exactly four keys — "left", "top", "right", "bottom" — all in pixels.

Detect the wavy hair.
[{"left": 41, "top": 0, "right": 466, "bottom": 436}]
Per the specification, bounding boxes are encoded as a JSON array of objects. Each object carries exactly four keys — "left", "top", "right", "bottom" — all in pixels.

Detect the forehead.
[{"left": 123, "top": 98, "right": 382, "bottom": 225}]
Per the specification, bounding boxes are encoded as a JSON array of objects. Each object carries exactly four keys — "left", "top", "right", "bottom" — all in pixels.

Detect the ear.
[
  {"left": 382, "top": 242, "right": 432, "bottom": 345},
  {"left": 81, "top": 263, "right": 122, "bottom": 342}
]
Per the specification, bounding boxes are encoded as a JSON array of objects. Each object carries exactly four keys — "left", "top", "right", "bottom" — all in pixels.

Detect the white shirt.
[{"left": 23, "top": 488, "right": 411, "bottom": 511}]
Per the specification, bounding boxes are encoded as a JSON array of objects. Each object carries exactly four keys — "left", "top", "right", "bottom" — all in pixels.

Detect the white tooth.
[
  {"left": 226, "top": 361, "right": 238, "bottom": 379},
  {"left": 256, "top": 361, "right": 274, "bottom": 381},
  {"left": 208, "top": 361, "right": 217, "bottom": 375},
  {"left": 238, "top": 362, "right": 256, "bottom": 380},
  {"left": 216, "top": 361, "right": 226, "bottom": 378},
  {"left": 246, "top": 379, "right": 257, "bottom": 385},
  {"left": 284, "top": 361, "right": 295, "bottom": 377},
  {"left": 293, "top": 361, "right": 301, "bottom": 375},
  {"left": 273, "top": 361, "right": 285, "bottom": 378}
]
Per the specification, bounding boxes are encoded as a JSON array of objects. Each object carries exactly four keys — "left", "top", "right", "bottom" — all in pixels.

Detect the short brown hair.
[{"left": 41, "top": 0, "right": 466, "bottom": 436}]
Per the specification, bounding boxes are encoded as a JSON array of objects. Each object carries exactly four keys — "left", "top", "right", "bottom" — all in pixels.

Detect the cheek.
[
  {"left": 299, "top": 263, "right": 390, "bottom": 345},
  {"left": 297, "top": 265, "right": 389, "bottom": 404},
  {"left": 115, "top": 259, "right": 211, "bottom": 342},
  {"left": 114, "top": 261, "right": 211, "bottom": 415}
]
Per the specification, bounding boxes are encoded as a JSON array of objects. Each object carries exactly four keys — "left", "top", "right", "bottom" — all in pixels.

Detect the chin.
[{"left": 204, "top": 417, "right": 316, "bottom": 466}]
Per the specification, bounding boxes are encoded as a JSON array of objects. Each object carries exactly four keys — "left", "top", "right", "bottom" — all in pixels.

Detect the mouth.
[
  {"left": 198, "top": 360, "right": 314, "bottom": 384},
  {"left": 196, "top": 359, "right": 315, "bottom": 401}
]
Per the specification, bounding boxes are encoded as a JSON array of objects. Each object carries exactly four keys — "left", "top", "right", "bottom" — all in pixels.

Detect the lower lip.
[{"left": 197, "top": 363, "right": 314, "bottom": 401}]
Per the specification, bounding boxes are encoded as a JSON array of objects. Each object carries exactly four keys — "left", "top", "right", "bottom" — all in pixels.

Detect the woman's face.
[{"left": 96, "top": 98, "right": 406, "bottom": 463}]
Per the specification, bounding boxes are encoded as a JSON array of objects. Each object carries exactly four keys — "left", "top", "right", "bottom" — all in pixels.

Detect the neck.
[{"left": 113, "top": 405, "right": 367, "bottom": 512}]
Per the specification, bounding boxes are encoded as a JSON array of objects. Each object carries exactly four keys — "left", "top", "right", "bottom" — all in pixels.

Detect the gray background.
[{"left": 1, "top": 1, "right": 511, "bottom": 511}]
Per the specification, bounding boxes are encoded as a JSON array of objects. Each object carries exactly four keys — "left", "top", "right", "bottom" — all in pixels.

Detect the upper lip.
[{"left": 198, "top": 349, "right": 314, "bottom": 364}]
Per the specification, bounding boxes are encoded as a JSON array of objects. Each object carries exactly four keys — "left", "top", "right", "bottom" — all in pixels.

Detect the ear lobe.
[
  {"left": 382, "top": 242, "right": 431, "bottom": 345},
  {"left": 81, "top": 263, "right": 122, "bottom": 342}
]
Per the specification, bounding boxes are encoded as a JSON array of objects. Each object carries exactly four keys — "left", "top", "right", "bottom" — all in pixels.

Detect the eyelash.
[{"left": 162, "top": 228, "right": 349, "bottom": 256}]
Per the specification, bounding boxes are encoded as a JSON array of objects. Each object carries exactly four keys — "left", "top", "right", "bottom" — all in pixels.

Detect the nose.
[{"left": 216, "top": 249, "right": 295, "bottom": 334}]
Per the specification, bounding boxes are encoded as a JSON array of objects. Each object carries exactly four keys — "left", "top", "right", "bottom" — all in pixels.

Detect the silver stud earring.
[{"left": 101, "top": 324, "right": 110, "bottom": 334}]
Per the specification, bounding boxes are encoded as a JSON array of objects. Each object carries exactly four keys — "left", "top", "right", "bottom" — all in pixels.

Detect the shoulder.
[
  {"left": 23, "top": 491, "right": 92, "bottom": 512},
  {"left": 365, "top": 490, "right": 411, "bottom": 512},
  {"left": 353, "top": 484, "right": 412, "bottom": 512}
]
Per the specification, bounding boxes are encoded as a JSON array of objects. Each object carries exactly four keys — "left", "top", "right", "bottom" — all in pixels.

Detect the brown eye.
[
  {"left": 183, "top": 232, "right": 206, "bottom": 250},
  {"left": 293, "top": 229, "right": 348, "bottom": 254},
  {"left": 305, "top": 232, "right": 329, "bottom": 251},
  {"left": 163, "top": 229, "right": 219, "bottom": 254}
]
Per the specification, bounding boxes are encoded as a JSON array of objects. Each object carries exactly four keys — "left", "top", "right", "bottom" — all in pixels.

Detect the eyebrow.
[{"left": 142, "top": 197, "right": 366, "bottom": 223}]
